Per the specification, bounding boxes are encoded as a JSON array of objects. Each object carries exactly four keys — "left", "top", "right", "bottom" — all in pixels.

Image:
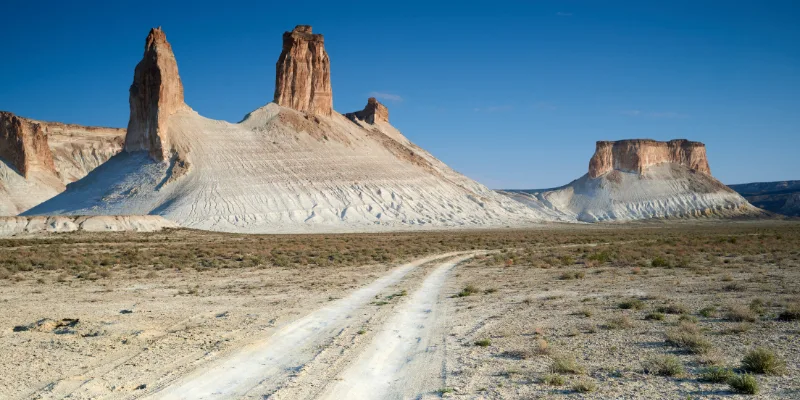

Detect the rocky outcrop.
[
  {"left": 0, "top": 111, "right": 57, "bottom": 177},
  {"left": 38, "top": 121, "right": 125, "bottom": 183},
  {"left": 273, "top": 25, "right": 333, "bottom": 116},
  {"left": 589, "top": 139, "right": 711, "bottom": 178},
  {"left": 125, "top": 27, "right": 186, "bottom": 161},
  {"left": 345, "top": 97, "right": 389, "bottom": 124}
]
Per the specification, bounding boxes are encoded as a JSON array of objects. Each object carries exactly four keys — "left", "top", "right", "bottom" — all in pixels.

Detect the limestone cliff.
[
  {"left": 345, "top": 97, "right": 389, "bottom": 124},
  {"left": 0, "top": 111, "right": 126, "bottom": 215},
  {"left": 125, "top": 27, "right": 187, "bottom": 161},
  {"left": 274, "top": 25, "right": 333, "bottom": 116},
  {"left": 589, "top": 139, "right": 711, "bottom": 178},
  {"left": 0, "top": 111, "right": 57, "bottom": 177}
]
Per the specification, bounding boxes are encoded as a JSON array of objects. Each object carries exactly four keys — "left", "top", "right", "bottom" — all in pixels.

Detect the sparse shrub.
[
  {"left": 605, "top": 315, "right": 633, "bottom": 330},
  {"left": 724, "top": 322, "right": 752, "bottom": 334},
  {"left": 457, "top": 285, "right": 480, "bottom": 297},
  {"left": 484, "top": 288, "right": 497, "bottom": 294},
  {"left": 749, "top": 299, "right": 765, "bottom": 314},
  {"left": 725, "top": 304, "right": 757, "bottom": 322},
  {"left": 643, "top": 355, "right": 684, "bottom": 376},
  {"left": 502, "top": 349, "right": 533, "bottom": 360},
  {"left": 651, "top": 256, "right": 670, "bottom": 268},
  {"left": 550, "top": 354, "right": 585, "bottom": 374},
  {"left": 474, "top": 339, "right": 491, "bottom": 347},
  {"left": 728, "top": 374, "right": 758, "bottom": 395},
  {"left": 587, "top": 251, "right": 612, "bottom": 263},
  {"left": 741, "top": 347, "right": 786, "bottom": 375},
  {"left": 658, "top": 304, "right": 689, "bottom": 315},
  {"left": 699, "top": 306, "right": 716, "bottom": 318},
  {"left": 699, "top": 366, "right": 734, "bottom": 383},
  {"left": 572, "top": 379, "right": 597, "bottom": 393},
  {"left": 645, "top": 312, "right": 665, "bottom": 321},
  {"left": 777, "top": 303, "right": 800, "bottom": 321},
  {"left": 577, "top": 309, "right": 593, "bottom": 317},
  {"left": 559, "top": 255, "right": 575, "bottom": 266},
  {"left": 665, "top": 322, "right": 712, "bottom": 354},
  {"left": 678, "top": 314, "right": 698, "bottom": 323},
  {"left": 558, "top": 271, "right": 585, "bottom": 280},
  {"left": 542, "top": 374, "right": 565, "bottom": 386},
  {"left": 535, "top": 338, "right": 550, "bottom": 355},
  {"left": 618, "top": 298, "right": 645, "bottom": 310}
]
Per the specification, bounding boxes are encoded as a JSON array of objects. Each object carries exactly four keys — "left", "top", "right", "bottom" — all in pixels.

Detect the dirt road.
[{"left": 146, "top": 252, "right": 477, "bottom": 399}]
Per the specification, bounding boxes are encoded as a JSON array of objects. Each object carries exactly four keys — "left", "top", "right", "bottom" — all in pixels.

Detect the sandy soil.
[{"left": 1, "top": 223, "right": 798, "bottom": 399}]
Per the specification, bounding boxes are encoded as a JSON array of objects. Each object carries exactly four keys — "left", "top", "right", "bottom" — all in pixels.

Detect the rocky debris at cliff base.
[{"left": 0, "top": 215, "right": 178, "bottom": 236}]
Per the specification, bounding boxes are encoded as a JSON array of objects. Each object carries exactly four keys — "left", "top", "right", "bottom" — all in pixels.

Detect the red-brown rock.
[
  {"left": 125, "top": 27, "right": 186, "bottom": 161},
  {"left": 345, "top": 97, "right": 389, "bottom": 124},
  {"left": 0, "top": 111, "right": 57, "bottom": 177},
  {"left": 273, "top": 25, "right": 333, "bottom": 116},
  {"left": 588, "top": 139, "right": 711, "bottom": 178}
]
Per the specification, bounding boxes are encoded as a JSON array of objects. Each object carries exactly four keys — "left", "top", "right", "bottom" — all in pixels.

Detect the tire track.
[
  {"left": 318, "top": 253, "right": 478, "bottom": 400},
  {"left": 144, "top": 252, "right": 466, "bottom": 400}
]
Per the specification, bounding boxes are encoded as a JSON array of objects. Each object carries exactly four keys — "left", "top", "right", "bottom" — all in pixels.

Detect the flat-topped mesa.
[
  {"left": 345, "top": 97, "right": 389, "bottom": 124},
  {"left": 273, "top": 25, "right": 333, "bottom": 116},
  {"left": 0, "top": 111, "right": 57, "bottom": 177},
  {"left": 588, "top": 139, "right": 711, "bottom": 178},
  {"left": 125, "top": 27, "right": 186, "bottom": 162}
]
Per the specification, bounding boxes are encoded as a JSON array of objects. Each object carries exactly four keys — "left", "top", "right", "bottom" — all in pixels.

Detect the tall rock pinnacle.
[
  {"left": 273, "top": 25, "right": 333, "bottom": 116},
  {"left": 588, "top": 139, "right": 711, "bottom": 178},
  {"left": 125, "top": 27, "right": 186, "bottom": 161}
]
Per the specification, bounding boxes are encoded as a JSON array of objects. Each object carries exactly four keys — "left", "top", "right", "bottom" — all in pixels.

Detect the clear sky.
[{"left": 1, "top": 0, "right": 797, "bottom": 188}]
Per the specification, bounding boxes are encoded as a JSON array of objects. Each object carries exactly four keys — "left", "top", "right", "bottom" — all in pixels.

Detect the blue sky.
[{"left": 1, "top": 1, "right": 797, "bottom": 188}]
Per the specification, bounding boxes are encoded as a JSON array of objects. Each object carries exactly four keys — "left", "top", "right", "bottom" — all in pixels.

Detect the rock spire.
[
  {"left": 588, "top": 139, "right": 711, "bottom": 178},
  {"left": 345, "top": 97, "right": 389, "bottom": 124},
  {"left": 125, "top": 27, "right": 186, "bottom": 161},
  {"left": 273, "top": 25, "right": 333, "bottom": 116}
]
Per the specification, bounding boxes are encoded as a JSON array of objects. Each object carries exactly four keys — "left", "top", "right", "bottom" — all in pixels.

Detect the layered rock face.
[
  {"left": 346, "top": 97, "right": 389, "bottom": 124},
  {"left": 0, "top": 111, "right": 57, "bottom": 177},
  {"left": 125, "top": 27, "right": 186, "bottom": 161},
  {"left": 589, "top": 139, "right": 711, "bottom": 178},
  {"left": 0, "top": 111, "right": 126, "bottom": 215},
  {"left": 40, "top": 121, "right": 125, "bottom": 183},
  {"left": 274, "top": 25, "right": 333, "bottom": 116}
]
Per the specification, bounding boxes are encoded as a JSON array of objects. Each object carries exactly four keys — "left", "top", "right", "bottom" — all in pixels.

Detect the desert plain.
[{"left": 0, "top": 221, "right": 798, "bottom": 399}]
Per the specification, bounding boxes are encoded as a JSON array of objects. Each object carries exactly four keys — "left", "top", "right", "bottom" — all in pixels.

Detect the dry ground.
[{"left": 0, "top": 222, "right": 798, "bottom": 399}]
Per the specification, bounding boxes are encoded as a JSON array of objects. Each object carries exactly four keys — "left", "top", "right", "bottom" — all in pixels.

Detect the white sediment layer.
[{"left": 25, "top": 104, "right": 557, "bottom": 233}]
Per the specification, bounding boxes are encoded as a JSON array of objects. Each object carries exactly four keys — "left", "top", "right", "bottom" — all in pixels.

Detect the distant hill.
[{"left": 728, "top": 180, "right": 800, "bottom": 217}]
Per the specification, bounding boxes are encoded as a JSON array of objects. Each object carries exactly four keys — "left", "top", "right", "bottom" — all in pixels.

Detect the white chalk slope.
[
  {"left": 500, "top": 164, "right": 758, "bottom": 222},
  {"left": 26, "top": 104, "right": 558, "bottom": 232}
]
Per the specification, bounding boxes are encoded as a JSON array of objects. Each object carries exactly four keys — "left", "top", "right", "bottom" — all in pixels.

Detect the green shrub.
[
  {"left": 651, "top": 256, "right": 670, "bottom": 268},
  {"left": 587, "top": 251, "right": 612, "bottom": 263},
  {"left": 645, "top": 312, "right": 665, "bottom": 321},
  {"left": 728, "top": 374, "right": 758, "bottom": 395},
  {"left": 657, "top": 304, "right": 689, "bottom": 315},
  {"left": 618, "top": 299, "right": 645, "bottom": 310},
  {"left": 741, "top": 347, "right": 786, "bottom": 375},
  {"left": 643, "top": 355, "right": 684, "bottom": 376},
  {"left": 605, "top": 315, "right": 633, "bottom": 330},
  {"left": 542, "top": 374, "right": 565, "bottom": 386},
  {"left": 665, "top": 322, "right": 712, "bottom": 354},
  {"left": 474, "top": 339, "right": 491, "bottom": 347},
  {"left": 699, "top": 306, "right": 716, "bottom": 318},
  {"left": 726, "top": 305, "right": 757, "bottom": 322},
  {"left": 457, "top": 285, "right": 480, "bottom": 297},
  {"left": 699, "top": 366, "right": 734, "bottom": 383},
  {"left": 550, "top": 354, "right": 585, "bottom": 374},
  {"left": 572, "top": 379, "right": 597, "bottom": 393}
]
